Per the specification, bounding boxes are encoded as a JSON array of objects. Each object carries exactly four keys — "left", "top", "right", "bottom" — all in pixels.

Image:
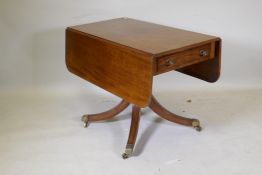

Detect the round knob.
[
  {"left": 199, "top": 50, "right": 208, "bottom": 57},
  {"left": 165, "top": 59, "right": 174, "bottom": 66}
]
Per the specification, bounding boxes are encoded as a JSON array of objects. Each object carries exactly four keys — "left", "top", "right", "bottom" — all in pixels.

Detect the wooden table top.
[
  {"left": 66, "top": 18, "right": 221, "bottom": 107},
  {"left": 69, "top": 18, "right": 219, "bottom": 57}
]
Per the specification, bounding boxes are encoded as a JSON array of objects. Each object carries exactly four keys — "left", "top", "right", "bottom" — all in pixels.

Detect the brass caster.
[
  {"left": 81, "top": 115, "right": 89, "bottom": 128},
  {"left": 192, "top": 119, "right": 202, "bottom": 132},
  {"left": 83, "top": 122, "right": 88, "bottom": 128},
  {"left": 194, "top": 126, "right": 202, "bottom": 132},
  {"left": 122, "top": 153, "right": 129, "bottom": 159},
  {"left": 122, "top": 144, "right": 133, "bottom": 159}
]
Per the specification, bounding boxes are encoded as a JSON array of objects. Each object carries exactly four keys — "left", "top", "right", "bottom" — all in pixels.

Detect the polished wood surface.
[
  {"left": 66, "top": 28, "right": 154, "bottom": 107},
  {"left": 156, "top": 42, "right": 214, "bottom": 74},
  {"left": 66, "top": 18, "right": 221, "bottom": 158},
  {"left": 70, "top": 18, "right": 219, "bottom": 57},
  {"left": 177, "top": 40, "right": 221, "bottom": 82},
  {"left": 66, "top": 18, "right": 221, "bottom": 107},
  {"left": 82, "top": 100, "right": 129, "bottom": 122},
  {"left": 149, "top": 96, "right": 195, "bottom": 126},
  {"left": 80, "top": 95, "right": 202, "bottom": 158},
  {"left": 127, "top": 105, "right": 140, "bottom": 145}
]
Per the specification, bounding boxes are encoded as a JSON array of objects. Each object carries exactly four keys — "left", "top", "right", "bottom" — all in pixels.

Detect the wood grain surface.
[
  {"left": 127, "top": 105, "right": 141, "bottom": 145},
  {"left": 156, "top": 42, "right": 214, "bottom": 74},
  {"left": 177, "top": 39, "right": 221, "bottom": 82},
  {"left": 66, "top": 18, "right": 221, "bottom": 106},
  {"left": 69, "top": 18, "right": 220, "bottom": 57},
  {"left": 66, "top": 28, "right": 154, "bottom": 107}
]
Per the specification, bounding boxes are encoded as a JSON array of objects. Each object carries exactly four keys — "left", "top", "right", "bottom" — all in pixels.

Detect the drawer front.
[{"left": 156, "top": 43, "right": 215, "bottom": 74}]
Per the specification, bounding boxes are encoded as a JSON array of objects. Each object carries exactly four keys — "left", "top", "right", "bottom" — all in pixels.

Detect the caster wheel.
[
  {"left": 82, "top": 115, "right": 89, "bottom": 128},
  {"left": 192, "top": 120, "right": 202, "bottom": 132},
  {"left": 122, "top": 153, "right": 129, "bottom": 159},
  {"left": 83, "top": 122, "right": 88, "bottom": 128},
  {"left": 195, "top": 126, "right": 202, "bottom": 132}
]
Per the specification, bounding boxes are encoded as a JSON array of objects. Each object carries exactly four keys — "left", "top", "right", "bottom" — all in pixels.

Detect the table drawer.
[{"left": 156, "top": 42, "right": 215, "bottom": 74}]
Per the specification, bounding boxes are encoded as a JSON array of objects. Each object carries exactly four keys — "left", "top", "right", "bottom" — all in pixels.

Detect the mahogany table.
[{"left": 65, "top": 18, "right": 221, "bottom": 159}]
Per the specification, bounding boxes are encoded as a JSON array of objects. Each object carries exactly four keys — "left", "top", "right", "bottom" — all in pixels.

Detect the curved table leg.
[
  {"left": 81, "top": 100, "right": 130, "bottom": 127},
  {"left": 149, "top": 96, "right": 202, "bottom": 131},
  {"left": 122, "top": 105, "right": 141, "bottom": 159}
]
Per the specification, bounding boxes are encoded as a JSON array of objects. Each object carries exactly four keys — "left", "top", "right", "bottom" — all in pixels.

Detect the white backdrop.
[
  {"left": 2, "top": 1, "right": 262, "bottom": 174},
  {"left": 1, "top": 0, "right": 262, "bottom": 90}
]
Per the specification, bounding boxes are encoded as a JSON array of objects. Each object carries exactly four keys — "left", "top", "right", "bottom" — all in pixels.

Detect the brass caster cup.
[
  {"left": 122, "top": 153, "right": 129, "bottom": 159},
  {"left": 194, "top": 126, "right": 202, "bottom": 132},
  {"left": 81, "top": 115, "right": 89, "bottom": 128},
  {"left": 122, "top": 144, "right": 133, "bottom": 159},
  {"left": 192, "top": 119, "right": 202, "bottom": 132}
]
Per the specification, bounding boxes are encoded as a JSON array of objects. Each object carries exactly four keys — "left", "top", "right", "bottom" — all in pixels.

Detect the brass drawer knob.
[
  {"left": 165, "top": 59, "right": 174, "bottom": 66},
  {"left": 199, "top": 50, "right": 208, "bottom": 57}
]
